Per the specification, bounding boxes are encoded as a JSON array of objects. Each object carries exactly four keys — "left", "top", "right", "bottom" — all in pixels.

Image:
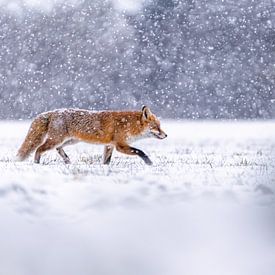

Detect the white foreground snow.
[{"left": 1, "top": 120, "right": 275, "bottom": 275}]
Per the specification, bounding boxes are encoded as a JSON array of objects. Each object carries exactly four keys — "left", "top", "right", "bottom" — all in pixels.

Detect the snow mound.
[{"left": 1, "top": 120, "right": 275, "bottom": 275}]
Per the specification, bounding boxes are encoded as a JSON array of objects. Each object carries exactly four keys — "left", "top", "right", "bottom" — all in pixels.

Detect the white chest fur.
[{"left": 126, "top": 130, "right": 152, "bottom": 144}]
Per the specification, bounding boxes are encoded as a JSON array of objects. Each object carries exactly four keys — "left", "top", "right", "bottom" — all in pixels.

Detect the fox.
[{"left": 16, "top": 106, "right": 167, "bottom": 165}]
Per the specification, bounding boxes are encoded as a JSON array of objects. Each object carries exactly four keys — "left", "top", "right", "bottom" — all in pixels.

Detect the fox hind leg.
[
  {"left": 116, "top": 143, "right": 152, "bottom": 165},
  {"left": 103, "top": 145, "right": 114, "bottom": 165},
  {"left": 56, "top": 139, "right": 78, "bottom": 164},
  {"left": 56, "top": 147, "right": 71, "bottom": 164},
  {"left": 34, "top": 138, "right": 64, "bottom": 164}
]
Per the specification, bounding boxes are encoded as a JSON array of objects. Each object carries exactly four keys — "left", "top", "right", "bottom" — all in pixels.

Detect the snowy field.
[{"left": 1, "top": 120, "right": 275, "bottom": 275}]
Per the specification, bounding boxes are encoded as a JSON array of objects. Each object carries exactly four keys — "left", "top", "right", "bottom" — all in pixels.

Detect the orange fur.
[
  {"left": 17, "top": 113, "right": 51, "bottom": 161},
  {"left": 17, "top": 106, "right": 167, "bottom": 165}
]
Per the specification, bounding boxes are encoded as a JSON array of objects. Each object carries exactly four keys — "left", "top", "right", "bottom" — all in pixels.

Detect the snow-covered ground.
[{"left": 1, "top": 120, "right": 275, "bottom": 275}]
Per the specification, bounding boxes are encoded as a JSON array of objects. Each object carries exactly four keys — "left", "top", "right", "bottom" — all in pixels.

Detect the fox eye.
[{"left": 150, "top": 124, "right": 157, "bottom": 130}]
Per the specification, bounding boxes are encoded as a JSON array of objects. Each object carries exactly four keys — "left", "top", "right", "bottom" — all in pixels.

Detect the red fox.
[{"left": 17, "top": 106, "right": 167, "bottom": 165}]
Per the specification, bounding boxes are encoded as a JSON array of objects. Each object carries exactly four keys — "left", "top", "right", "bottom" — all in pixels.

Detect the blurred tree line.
[{"left": 0, "top": 0, "right": 274, "bottom": 119}]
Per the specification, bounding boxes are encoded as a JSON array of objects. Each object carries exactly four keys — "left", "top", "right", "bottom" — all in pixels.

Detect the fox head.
[{"left": 141, "top": 106, "right": 167, "bottom": 139}]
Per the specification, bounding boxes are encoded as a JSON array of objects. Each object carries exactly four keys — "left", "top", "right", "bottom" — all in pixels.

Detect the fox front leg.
[
  {"left": 103, "top": 145, "right": 114, "bottom": 165},
  {"left": 116, "top": 143, "right": 153, "bottom": 165}
]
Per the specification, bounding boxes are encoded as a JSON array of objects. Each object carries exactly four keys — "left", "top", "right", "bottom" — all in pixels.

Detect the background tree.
[{"left": 0, "top": 0, "right": 274, "bottom": 119}]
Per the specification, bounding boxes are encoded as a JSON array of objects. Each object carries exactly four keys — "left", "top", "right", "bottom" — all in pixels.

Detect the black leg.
[
  {"left": 130, "top": 147, "right": 153, "bottom": 165},
  {"left": 56, "top": 147, "right": 71, "bottom": 164},
  {"left": 116, "top": 143, "right": 153, "bottom": 165},
  {"left": 103, "top": 145, "right": 114, "bottom": 165}
]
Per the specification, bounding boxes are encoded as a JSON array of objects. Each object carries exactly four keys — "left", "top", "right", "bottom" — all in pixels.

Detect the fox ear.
[{"left": 142, "top": 106, "right": 152, "bottom": 120}]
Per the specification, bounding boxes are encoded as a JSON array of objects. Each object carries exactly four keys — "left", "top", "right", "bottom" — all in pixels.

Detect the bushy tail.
[{"left": 17, "top": 114, "right": 50, "bottom": 161}]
